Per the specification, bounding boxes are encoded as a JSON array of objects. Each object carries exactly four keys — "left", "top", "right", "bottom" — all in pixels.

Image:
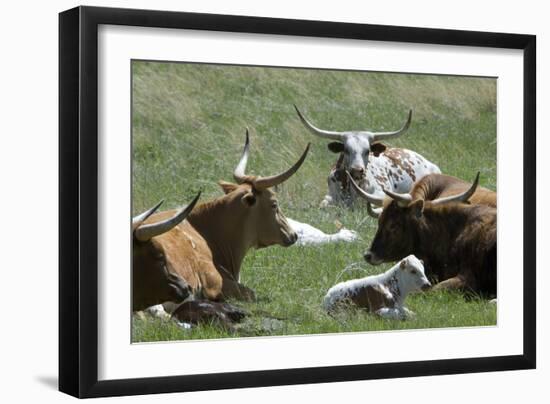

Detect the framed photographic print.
[{"left": 59, "top": 6, "right": 536, "bottom": 398}]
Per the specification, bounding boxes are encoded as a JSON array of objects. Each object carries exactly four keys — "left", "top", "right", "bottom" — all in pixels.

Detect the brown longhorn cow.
[
  {"left": 132, "top": 131, "right": 310, "bottom": 313},
  {"left": 348, "top": 172, "right": 497, "bottom": 296}
]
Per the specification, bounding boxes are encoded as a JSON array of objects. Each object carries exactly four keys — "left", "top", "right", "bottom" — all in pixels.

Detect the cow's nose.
[
  {"left": 421, "top": 283, "right": 432, "bottom": 291},
  {"left": 350, "top": 167, "right": 365, "bottom": 178},
  {"left": 285, "top": 231, "right": 298, "bottom": 246},
  {"left": 364, "top": 251, "right": 373, "bottom": 263},
  {"left": 364, "top": 250, "right": 383, "bottom": 265}
]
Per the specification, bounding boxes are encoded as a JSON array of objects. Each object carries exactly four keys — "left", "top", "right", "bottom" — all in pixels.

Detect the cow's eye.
[
  {"left": 410, "top": 270, "right": 417, "bottom": 275},
  {"left": 271, "top": 202, "right": 278, "bottom": 209}
]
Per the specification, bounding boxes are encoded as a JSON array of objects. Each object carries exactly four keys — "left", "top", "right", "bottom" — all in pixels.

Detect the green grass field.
[{"left": 131, "top": 61, "right": 497, "bottom": 342}]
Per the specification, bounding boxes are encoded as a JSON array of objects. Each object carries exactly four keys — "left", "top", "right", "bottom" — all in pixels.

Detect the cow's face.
[
  {"left": 396, "top": 255, "right": 432, "bottom": 293},
  {"left": 132, "top": 239, "right": 191, "bottom": 311},
  {"left": 220, "top": 182, "right": 297, "bottom": 248},
  {"left": 228, "top": 130, "right": 308, "bottom": 249},
  {"left": 294, "top": 106, "right": 411, "bottom": 181},
  {"left": 328, "top": 134, "right": 387, "bottom": 181},
  {"left": 253, "top": 187, "right": 297, "bottom": 247},
  {"left": 364, "top": 199, "right": 424, "bottom": 265}
]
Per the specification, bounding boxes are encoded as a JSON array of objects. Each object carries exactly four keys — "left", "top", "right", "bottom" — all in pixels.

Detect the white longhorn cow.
[{"left": 294, "top": 106, "right": 441, "bottom": 208}]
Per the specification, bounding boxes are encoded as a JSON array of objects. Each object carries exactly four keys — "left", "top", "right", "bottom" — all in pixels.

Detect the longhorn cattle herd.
[{"left": 133, "top": 106, "right": 497, "bottom": 331}]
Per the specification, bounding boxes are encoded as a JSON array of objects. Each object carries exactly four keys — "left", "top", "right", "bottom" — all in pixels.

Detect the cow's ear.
[
  {"left": 241, "top": 191, "right": 257, "bottom": 207},
  {"left": 370, "top": 142, "right": 387, "bottom": 157},
  {"left": 219, "top": 181, "right": 239, "bottom": 194},
  {"left": 327, "top": 142, "right": 344, "bottom": 153},
  {"left": 410, "top": 199, "right": 424, "bottom": 218}
]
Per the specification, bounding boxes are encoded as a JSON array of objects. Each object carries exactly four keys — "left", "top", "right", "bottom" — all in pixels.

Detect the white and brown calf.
[{"left": 323, "top": 255, "right": 431, "bottom": 319}]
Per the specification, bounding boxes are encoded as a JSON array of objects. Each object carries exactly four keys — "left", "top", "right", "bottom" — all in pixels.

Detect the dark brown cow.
[
  {"left": 348, "top": 173, "right": 496, "bottom": 295},
  {"left": 132, "top": 131, "right": 310, "bottom": 314}
]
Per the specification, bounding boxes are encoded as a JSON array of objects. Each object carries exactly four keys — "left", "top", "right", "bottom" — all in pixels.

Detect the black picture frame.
[{"left": 59, "top": 5, "right": 536, "bottom": 398}]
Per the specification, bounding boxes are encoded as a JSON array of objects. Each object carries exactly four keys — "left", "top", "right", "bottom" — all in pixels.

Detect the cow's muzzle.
[
  {"left": 364, "top": 250, "right": 383, "bottom": 265},
  {"left": 421, "top": 282, "right": 432, "bottom": 291},
  {"left": 349, "top": 167, "right": 365, "bottom": 181},
  {"left": 282, "top": 231, "right": 298, "bottom": 246}
]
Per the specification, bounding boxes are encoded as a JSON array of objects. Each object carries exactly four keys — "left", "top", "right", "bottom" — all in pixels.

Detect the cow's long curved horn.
[
  {"left": 253, "top": 143, "right": 311, "bottom": 190},
  {"left": 294, "top": 105, "right": 343, "bottom": 141},
  {"left": 134, "top": 192, "right": 201, "bottom": 242},
  {"left": 371, "top": 109, "right": 412, "bottom": 142},
  {"left": 367, "top": 202, "right": 382, "bottom": 219},
  {"left": 233, "top": 129, "right": 251, "bottom": 184},
  {"left": 431, "top": 172, "right": 480, "bottom": 206},
  {"left": 346, "top": 172, "right": 384, "bottom": 206},
  {"left": 383, "top": 187, "right": 413, "bottom": 207},
  {"left": 132, "top": 200, "right": 164, "bottom": 231}
]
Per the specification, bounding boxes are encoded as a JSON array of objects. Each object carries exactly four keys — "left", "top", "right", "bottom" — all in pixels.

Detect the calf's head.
[
  {"left": 346, "top": 172, "right": 479, "bottom": 265},
  {"left": 219, "top": 130, "right": 310, "bottom": 248},
  {"left": 395, "top": 255, "right": 432, "bottom": 293},
  {"left": 295, "top": 105, "right": 412, "bottom": 180},
  {"left": 132, "top": 193, "right": 200, "bottom": 311}
]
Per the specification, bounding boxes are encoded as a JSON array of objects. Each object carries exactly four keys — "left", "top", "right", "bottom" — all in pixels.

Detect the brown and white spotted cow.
[
  {"left": 294, "top": 105, "right": 441, "bottom": 207},
  {"left": 132, "top": 132, "right": 310, "bottom": 326}
]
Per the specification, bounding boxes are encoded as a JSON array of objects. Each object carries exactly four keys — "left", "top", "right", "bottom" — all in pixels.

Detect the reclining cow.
[
  {"left": 132, "top": 133, "right": 311, "bottom": 326},
  {"left": 348, "top": 172, "right": 496, "bottom": 296},
  {"left": 294, "top": 105, "right": 440, "bottom": 207}
]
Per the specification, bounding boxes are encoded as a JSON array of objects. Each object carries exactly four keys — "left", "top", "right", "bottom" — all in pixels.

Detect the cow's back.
[
  {"left": 412, "top": 174, "right": 497, "bottom": 207},
  {"left": 370, "top": 148, "right": 440, "bottom": 194}
]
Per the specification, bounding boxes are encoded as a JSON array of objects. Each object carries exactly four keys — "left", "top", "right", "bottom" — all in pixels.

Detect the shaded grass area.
[{"left": 131, "top": 61, "right": 497, "bottom": 342}]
